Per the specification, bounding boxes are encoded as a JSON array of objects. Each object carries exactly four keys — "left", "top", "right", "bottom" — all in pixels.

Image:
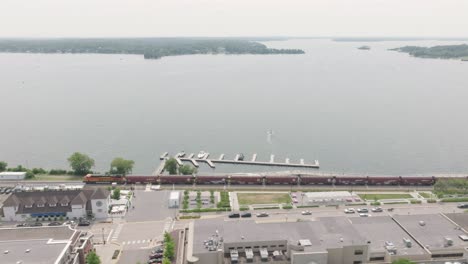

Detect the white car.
[
  {"left": 344, "top": 208, "right": 355, "bottom": 214},
  {"left": 301, "top": 211, "right": 312, "bottom": 215},
  {"left": 359, "top": 213, "right": 370, "bottom": 217}
]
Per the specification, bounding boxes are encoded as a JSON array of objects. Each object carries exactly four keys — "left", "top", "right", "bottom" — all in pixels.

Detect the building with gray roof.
[
  {"left": 1, "top": 187, "right": 110, "bottom": 221},
  {"left": 0, "top": 225, "right": 94, "bottom": 264},
  {"left": 186, "top": 214, "right": 468, "bottom": 264}
]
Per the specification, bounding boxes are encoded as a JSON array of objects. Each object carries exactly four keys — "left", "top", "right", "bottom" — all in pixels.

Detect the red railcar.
[
  {"left": 159, "top": 175, "right": 194, "bottom": 184},
  {"left": 126, "top": 176, "right": 159, "bottom": 184},
  {"left": 334, "top": 176, "right": 368, "bottom": 185},
  {"left": 195, "top": 175, "right": 227, "bottom": 184},
  {"left": 400, "top": 176, "right": 435, "bottom": 186},
  {"left": 83, "top": 174, "right": 126, "bottom": 184},
  {"left": 367, "top": 176, "right": 400, "bottom": 185},
  {"left": 229, "top": 175, "right": 263, "bottom": 185},
  {"left": 300, "top": 175, "right": 333, "bottom": 185},
  {"left": 264, "top": 175, "right": 297, "bottom": 185}
]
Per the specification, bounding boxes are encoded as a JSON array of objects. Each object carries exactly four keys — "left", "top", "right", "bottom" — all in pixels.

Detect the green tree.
[
  {"left": 110, "top": 157, "right": 134, "bottom": 175},
  {"left": 25, "top": 171, "right": 35, "bottom": 179},
  {"left": 86, "top": 251, "right": 101, "bottom": 264},
  {"left": 112, "top": 188, "right": 121, "bottom": 200},
  {"left": 0, "top": 161, "right": 7, "bottom": 172},
  {"left": 179, "top": 164, "right": 197, "bottom": 175},
  {"left": 392, "top": 259, "right": 416, "bottom": 264},
  {"left": 68, "top": 152, "right": 95, "bottom": 175},
  {"left": 162, "top": 258, "right": 171, "bottom": 264},
  {"left": 164, "top": 158, "right": 178, "bottom": 175}
]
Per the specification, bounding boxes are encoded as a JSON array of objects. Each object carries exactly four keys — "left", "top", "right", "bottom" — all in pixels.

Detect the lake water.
[{"left": 1, "top": 39, "right": 468, "bottom": 175}]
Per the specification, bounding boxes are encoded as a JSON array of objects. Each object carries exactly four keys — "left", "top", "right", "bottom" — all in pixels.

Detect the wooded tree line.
[{"left": 0, "top": 38, "right": 305, "bottom": 59}]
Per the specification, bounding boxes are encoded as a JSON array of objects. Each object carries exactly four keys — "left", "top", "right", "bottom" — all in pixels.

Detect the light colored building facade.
[
  {"left": 0, "top": 171, "right": 26, "bottom": 180},
  {"left": 187, "top": 214, "right": 468, "bottom": 264},
  {"left": 1, "top": 188, "right": 110, "bottom": 221}
]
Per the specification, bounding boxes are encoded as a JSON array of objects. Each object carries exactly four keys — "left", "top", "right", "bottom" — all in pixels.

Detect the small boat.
[
  {"left": 177, "top": 151, "right": 186, "bottom": 158},
  {"left": 197, "top": 151, "right": 206, "bottom": 159},
  {"left": 238, "top": 153, "right": 245, "bottom": 161}
]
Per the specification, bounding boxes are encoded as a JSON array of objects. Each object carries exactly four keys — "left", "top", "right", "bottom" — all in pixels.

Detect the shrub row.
[
  {"left": 180, "top": 208, "right": 230, "bottom": 213},
  {"left": 217, "top": 191, "right": 230, "bottom": 208},
  {"left": 179, "top": 215, "right": 200, "bottom": 219},
  {"left": 296, "top": 205, "right": 319, "bottom": 208},
  {"left": 410, "top": 200, "right": 422, "bottom": 204},
  {"left": 441, "top": 197, "right": 468, "bottom": 203},
  {"left": 253, "top": 206, "right": 280, "bottom": 210},
  {"left": 282, "top": 205, "right": 293, "bottom": 209},
  {"left": 427, "top": 199, "right": 437, "bottom": 203}
]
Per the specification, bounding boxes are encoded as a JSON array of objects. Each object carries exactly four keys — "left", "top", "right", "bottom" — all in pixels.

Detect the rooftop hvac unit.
[
  {"left": 419, "top": 221, "right": 426, "bottom": 226},
  {"left": 444, "top": 237, "right": 453, "bottom": 247},
  {"left": 403, "top": 238, "right": 412, "bottom": 248}
]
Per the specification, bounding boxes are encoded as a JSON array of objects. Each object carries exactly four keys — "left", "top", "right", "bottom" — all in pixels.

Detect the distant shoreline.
[{"left": 0, "top": 38, "right": 305, "bottom": 60}]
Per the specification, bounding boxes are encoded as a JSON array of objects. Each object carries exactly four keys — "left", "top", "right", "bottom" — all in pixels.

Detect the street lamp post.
[{"left": 102, "top": 227, "right": 105, "bottom": 245}]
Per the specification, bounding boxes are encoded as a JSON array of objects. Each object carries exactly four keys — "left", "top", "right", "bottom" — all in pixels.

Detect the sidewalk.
[{"left": 95, "top": 242, "right": 121, "bottom": 264}]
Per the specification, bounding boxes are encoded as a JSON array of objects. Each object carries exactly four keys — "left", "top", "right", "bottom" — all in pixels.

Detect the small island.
[
  {"left": 358, "top": 45, "right": 371, "bottom": 50},
  {"left": 0, "top": 38, "right": 305, "bottom": 59},
  {"left": 390, "top": 44, "right": 468, "bottom": 61}
]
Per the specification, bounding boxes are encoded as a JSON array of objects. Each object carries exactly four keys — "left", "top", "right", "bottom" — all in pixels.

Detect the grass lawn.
[
  {"left": 358, "top": 193, "right": 412, "bottom": 200},
  {"left": 237, "top": 193, "right": 292, "bottom": 205},
  {"left": 32, "top": 174, "right": 83, "bottom": 181},
  {"left": 419, "top": 192, "right": 435, "bottom": 199}
]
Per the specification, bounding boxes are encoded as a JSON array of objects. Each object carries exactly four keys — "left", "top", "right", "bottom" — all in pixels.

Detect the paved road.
[{"left": 125, "top": 190, "right": 177, "bottom": 222}]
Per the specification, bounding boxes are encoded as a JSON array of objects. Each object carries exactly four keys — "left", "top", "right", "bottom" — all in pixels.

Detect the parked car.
[
  {"left": 151, "top": 248, "right": 164, "bottom": 254},
  {"left": 359, "top": 213, "right": 370, "bottom": 217},
  {"left": 0, "top": 187, "right": 6, "bottom": 194},
  {"left": 147, "top": 259, "right": 162, "bottom": 264},
  {"left": 228, "top": 213, "right": 240, "bottom": 218},
  {"left": 301, "top": 211, "right": 312, "bottom": 215},
  {"left": 256, "top": 212, "right": 269, "bottom": 217},
  {"left": 31, "top": 222, "right": 43, "bottom": 226},
  {"left": 78, "top": 220, "right": 90, "bottom": 226},
  {"left": 16, "top": 223, "right": 27, "bottom": 227},
  {"left": 149, "top": 253, "right": 163, "bottom": 259},
  {"left": 344, "top": 208, "right": 355, "bottom": 214},
  {"left": 5, "top": 188, "right": 12, "bottom": 194},
  {"left": 371, "top": 207, "right": 383, "bottom": 212},
  {"left": 457, "top": 204, "right": 468, "bottom": 209},
  {"left": 293, "top": 198, "right": 299, "bottom": 203},
  {"left": 241, "top": 212, "right": 252, "bottom": 218},
  {"left": 48, "top": 222, "right": 62, "bottom": 226},
  {"left": 357, "top": 208, "right": 368, "bottom": 213}
]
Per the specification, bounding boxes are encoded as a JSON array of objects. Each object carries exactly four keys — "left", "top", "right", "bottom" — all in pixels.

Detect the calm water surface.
[{"left": 1, "top": 39, "right": 468, "bottom": 175}]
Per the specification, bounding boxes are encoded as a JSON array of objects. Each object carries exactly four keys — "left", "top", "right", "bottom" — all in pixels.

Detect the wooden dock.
[{"left": 161, "top": 152, "right": 320, "bottom": 169}]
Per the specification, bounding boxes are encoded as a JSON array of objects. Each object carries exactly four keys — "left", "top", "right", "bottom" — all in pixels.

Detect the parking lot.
[{"left": 125, "top": 190, "right": 177, "bottom": 222}]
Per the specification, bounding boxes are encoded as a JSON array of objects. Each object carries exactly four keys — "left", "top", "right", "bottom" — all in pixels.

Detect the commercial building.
[
  {"left": 0, "top": 171, "right": 26, "bottom": 180},
  {"left": 1, "top": 188, "right": 110, "bottom": 221},
  {"left": 186, "top": 213, "right": 468, "bottom": 264},
  {"left": 0, "top": 225, "right": 94, "bottom": 264}
]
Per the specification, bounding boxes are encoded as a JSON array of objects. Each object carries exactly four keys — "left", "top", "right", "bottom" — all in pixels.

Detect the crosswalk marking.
[
  {"left": 122, "top": 239, "right": 152, "bottom": 246},
  {"left": 111, "top": 224, "right": 124, "bottom": 241}
]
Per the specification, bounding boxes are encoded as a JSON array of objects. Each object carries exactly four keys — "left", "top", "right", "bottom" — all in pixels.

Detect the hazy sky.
[{"left": 1, "top": 0, "right": 468, "bottom": 38}]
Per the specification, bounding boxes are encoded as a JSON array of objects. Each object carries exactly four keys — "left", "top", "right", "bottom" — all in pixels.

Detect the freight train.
[{"left": 82, "top": 174, "right": 465, "bottom": 186}]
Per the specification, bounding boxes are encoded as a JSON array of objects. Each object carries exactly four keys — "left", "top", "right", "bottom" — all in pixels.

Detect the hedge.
[
  {"left": 239, "top": 206, "right": 249, "bottom": 211},
  {"left": 179, "top": 215, "right": 201, "bottom": 219},
  {"left": 345, "top": 203, "right": 366, "bottom": 206},
  {"left": 441, "top": 197, "right": 468, "bottom": 203},
  {"left": 180, "top": 208, "right": 230, "bottom": 213},
  {"left": 296, "top": 205, "right": 319, "bottom": 208},
  {"left": 410, "top": 200, "right": 422, "bottom": 204},
  {"left": 282, "top": 205, "right": 293, "bottom": 209},
  {"left": 427, "top": 199, "right": 437, "bottom": 203},
  {"left": 370, "top": 202, "right": 381, "bottom": 206},
  {"left": 253, "top": 206, "right": 280, "bottom": 210}
]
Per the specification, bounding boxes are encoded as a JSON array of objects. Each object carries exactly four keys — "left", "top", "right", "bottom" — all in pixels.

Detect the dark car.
[
  {"left": 241, "top": 212, "right": 252, "bottom": 218},
  {"left": 228, "top": 213, "right": 240, "bottom": 218},
  {"left": 78, "top": 220, "right": 91, "bottom": 226},
  {"left": 149, "top": 254, "right": 163, "bottom": 260},
  {"left": 16, "top": 223, "right": 27, "bottom": 227},
  {"left": 256, "top": 212, "right": 269, "bottom": 217},
  {"left": 0, "top": 187, "right": 6, "bottom": 194},
  {"left": 30, "top": 222, "right": 43, "bottom": 227},
  {"left": 151, "top": 248, "right": 164, "bottom": 254},
  {"left": 147, "top": 259, "right": 161, "bottom": 264},
  {"left": 48, "top": 222, "right": 62, "bottom": 226},
  {"left": 457, "top": 204, "right": 468, "bottom": 209},
  {"left": 4, "top": 188, "right": 12, "bottom": 194}
]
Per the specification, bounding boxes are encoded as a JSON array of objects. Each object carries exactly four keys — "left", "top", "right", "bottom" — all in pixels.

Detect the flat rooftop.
[
  {"left": 351, "top": 216, "right": 426, "bottom": 255},
  {"left": 394, "top": 214, "right": 468, "bottom": 250},
  {"left": 194, "top": 217, "right": 367, "bottom": 254},
  {"left": 0, "top": 226, "right": 77, "bottom": 264}
]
